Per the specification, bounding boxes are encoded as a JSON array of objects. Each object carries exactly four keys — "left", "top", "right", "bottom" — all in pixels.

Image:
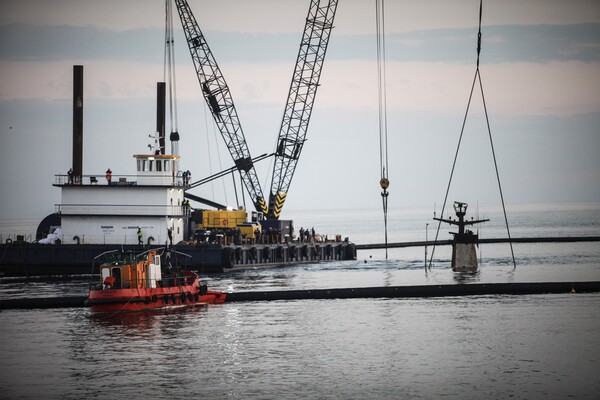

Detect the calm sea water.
[{"left": 1, "top": 203, "right": 599, "bottom": 399}]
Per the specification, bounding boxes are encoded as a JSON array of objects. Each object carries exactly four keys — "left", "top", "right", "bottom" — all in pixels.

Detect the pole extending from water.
[{"left": 424, "top": 223, "right": 429, "bottom": 270}]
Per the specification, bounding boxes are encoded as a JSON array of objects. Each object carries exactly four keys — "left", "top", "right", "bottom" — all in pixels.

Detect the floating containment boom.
[{"left": 1, "top": 281, "right": 599, "bottom": 310}]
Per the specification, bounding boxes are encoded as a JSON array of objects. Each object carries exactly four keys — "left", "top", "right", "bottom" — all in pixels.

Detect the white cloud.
[{"left": 4, "top": 56, "right": 598, "bottom": 120}]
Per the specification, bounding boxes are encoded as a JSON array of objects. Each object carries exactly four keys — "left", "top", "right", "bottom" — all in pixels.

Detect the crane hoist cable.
[
  {"left": 376, "top": 0, "right": 390, "bottom": 260},
  {"left": 427, "top": 0, "right": 517, "bottom": 270},
  {"left": 164, "top": 0, "right": 180, "bottom": 156}
]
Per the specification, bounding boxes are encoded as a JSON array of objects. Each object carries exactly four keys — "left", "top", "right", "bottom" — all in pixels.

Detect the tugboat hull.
[
  {"left": 86, "top": 248, "right": 226, "bottom": 313},
  {"left": 87, "top": 286, "right": 225, "bottom": 313}
]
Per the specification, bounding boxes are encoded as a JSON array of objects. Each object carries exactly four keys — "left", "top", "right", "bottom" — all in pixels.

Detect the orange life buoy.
[{"left": 222, "top": 219, "right": 228, "bottom": 227}]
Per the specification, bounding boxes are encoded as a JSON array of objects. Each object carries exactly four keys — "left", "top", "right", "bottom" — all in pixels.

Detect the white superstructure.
[{"left": 56, "top": 153, "right": 189, "bottom": 245}]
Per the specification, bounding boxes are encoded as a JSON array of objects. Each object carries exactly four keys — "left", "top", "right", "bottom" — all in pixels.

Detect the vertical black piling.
[
  {"left": 72, "top": 65, "right": 83, "bottom": 181},
  {"left": 156, "top": 82, "right": 166, "bottom": 154}
]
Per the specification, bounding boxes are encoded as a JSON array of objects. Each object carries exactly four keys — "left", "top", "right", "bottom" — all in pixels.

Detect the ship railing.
[
  {"left": 113, "top": 276, "right": 193, "bottom": 290},
  {"left": 0, "top": 233, "right": 33, "bottom": 243},
  {"left": 54, "top": 174, "right": 184, "bottom": 186},
  {"left": 47, "top": 232, "right": 169, "bottom": 245},
  {"left": 55, "top": 204, "right": 190, "bottom": 217},
  {"left": 158, "top": 275, "right": 195, "bottom": 287}
]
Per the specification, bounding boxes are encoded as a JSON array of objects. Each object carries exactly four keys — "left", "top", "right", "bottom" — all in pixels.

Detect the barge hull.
[{"left": 0, "top": 241, "right": 356, "bottom": 277}]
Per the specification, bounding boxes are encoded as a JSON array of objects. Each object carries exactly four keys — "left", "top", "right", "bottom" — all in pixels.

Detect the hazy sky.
[{"left": 1, "top": 0, "right": 599, "bottom": 222}]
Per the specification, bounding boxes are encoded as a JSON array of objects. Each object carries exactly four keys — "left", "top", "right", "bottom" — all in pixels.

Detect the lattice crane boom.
[
  {"left": 174, "top": 0, "right": 268, "bottom": 215},
  {"left": 267, "top": 0, "right": 339, "bottom": 219}
]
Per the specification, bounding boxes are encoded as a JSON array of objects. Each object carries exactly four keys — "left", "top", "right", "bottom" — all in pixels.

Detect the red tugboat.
[{"left": 87, "top": 248, "right": 226, "bottom": 313}]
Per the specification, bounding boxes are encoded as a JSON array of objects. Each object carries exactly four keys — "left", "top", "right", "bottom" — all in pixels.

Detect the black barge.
[{"left": 0, "top": 240, "right": 357, "bottom": 277}]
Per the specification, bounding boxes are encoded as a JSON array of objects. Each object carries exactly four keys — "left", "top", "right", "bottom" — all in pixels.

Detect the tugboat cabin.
[{"left": 101, "top": 251, "right": 162, "bottom": 290}]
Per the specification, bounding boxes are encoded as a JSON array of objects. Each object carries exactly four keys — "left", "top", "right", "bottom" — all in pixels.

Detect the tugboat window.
[{"left": 111, "top": 267, "right": 122, "bottom": 289}]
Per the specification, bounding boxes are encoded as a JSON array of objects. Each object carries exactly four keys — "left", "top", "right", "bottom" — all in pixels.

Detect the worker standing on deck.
[
  {"left": 106, "top": 168, "right": 112, "bottom": 184},
  {"left": 137, "top": 227, "right": 143, "bottom": 245},
  {"left": 183, "top": 170, "right": 191, "bottom": 186},
  {"left": 254, "top": 228, "right": 260, "bottom": 245}
]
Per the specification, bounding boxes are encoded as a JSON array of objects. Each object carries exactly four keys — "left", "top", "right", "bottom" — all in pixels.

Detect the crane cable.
[
  {"left": 376, "top": 0, "right": 390, "bottom": 259},
  {"left": 164, "top": 0, "right": 180, "bottom": 153},
  {"left": 427, "top": 0, "right": 517, "bottom": 270}
]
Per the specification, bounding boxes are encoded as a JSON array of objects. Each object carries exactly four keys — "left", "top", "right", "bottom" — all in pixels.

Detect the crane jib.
[
  {"left": 235, "top": 157, "right": 254, "bottom": 173},
  {"left": 174, "top": 0, "right": 268, "bottom": 215},
  {"left": 267, "top": 0, "right": 339, "bottom": 220},
  {"left": 175, "top": 0, "right": 337, "bottom": 220}
]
